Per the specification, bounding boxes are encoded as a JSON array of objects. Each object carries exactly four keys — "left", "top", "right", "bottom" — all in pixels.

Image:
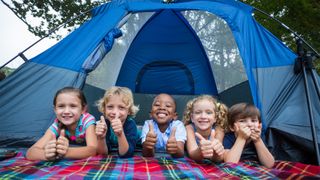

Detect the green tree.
[
  {"left": 2, "top": 0, "right": 319, "bottom": 72},
  {"left": 1, "top": 0, "right": 109, "bottom": 39},
  {"left": 241, "top": 0, "right": 320, "bottom": 72}
]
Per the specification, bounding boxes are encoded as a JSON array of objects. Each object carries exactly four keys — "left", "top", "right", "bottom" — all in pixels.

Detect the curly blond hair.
[
  {"left": 97, "top": 86, "right": 139, "bottom": 117},
  {"left": 183, "top": 95, "right": 228, "bottom": 130}
]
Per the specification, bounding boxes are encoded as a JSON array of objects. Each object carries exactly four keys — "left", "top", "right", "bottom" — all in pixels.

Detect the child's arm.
[
  {"left": 96, "top": 116, "right": 108, "bottom": 155},
  {"left": 142, "top": 122, "right": 157, "bottom": 157},
  {"left": 224, "top": 126, "right": 250, "bottom": 163},
  {"left": 61, "top": 125, "right": 97, "bottom": 159},
  {"left": 185, "top": 125, "right": 204, "bottom": 162},
  {"left": 118, "top": 119, "right": 137, "bottom": 158},
  {"left": 26, "top": 129, "right": 57, "bottom": 161},
  {"left": 215, "top": 126, "right": 225, "bottom": 143},
  {"left": 166, "top": 127, "right": 184, "bottom": 158},
  {"left": 251, "top": 125, "right": 275, "bottom": 168}
]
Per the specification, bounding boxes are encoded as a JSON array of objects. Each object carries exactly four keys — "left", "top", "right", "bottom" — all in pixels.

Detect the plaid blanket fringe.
[{"left": 0, "top": 152, "right": 319, "bottom": 179}]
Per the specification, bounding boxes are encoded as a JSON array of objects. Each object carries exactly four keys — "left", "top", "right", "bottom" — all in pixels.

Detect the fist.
[
  {"left": 56, "top": 129, "right": 69, "bottom": 158},
  {"left": 44, "top": 139, "right": 57, "bottom": 161},
  {"left": 166, "top": 127, "right": 177, "bottom": 154},
  {"left": 110, "top": 113, "right": 123, "bottom": 136},
  {"left": 144, "top": 122, "right": 157, "bottom": 150},
  {"left": 96, "top": 116, "right": 107, "bottom": 139}
]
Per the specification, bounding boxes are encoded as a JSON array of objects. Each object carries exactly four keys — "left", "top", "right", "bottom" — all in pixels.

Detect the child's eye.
[
  {"left": 206, "top": 111, "right": 213, "bottom": 115},
  {"left": 252, "top": 119, "right": 259, "bottom": 123},
  {"left": 56, "top": 104, "right": 65, "bottom": 108},
  {"left": 119, "top": 106, "right": 126, "bottom": 110},
  {"left": 193, "top": 111, "right": 201, "bottom": 115},
  {"left": 238, "top": 119, "right": 246, "bottom": 123},
  {"left": 106, "top": 105, "right": 113, "bottom": 109}
]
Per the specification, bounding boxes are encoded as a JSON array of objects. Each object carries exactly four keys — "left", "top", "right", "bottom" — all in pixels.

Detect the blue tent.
[{"left": 0, "top": 0, "right": 319, "bottom": 164}]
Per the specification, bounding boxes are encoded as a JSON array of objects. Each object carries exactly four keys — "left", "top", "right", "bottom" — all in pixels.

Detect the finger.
[
  {"left": 195, "top": 132, "right": 206, "bottom": 141},
  {"left": 169, "top": 127, "right": 176, "bottom": 139},
  {"left": 60, "top": 129, "right": 66, "bottom": 137},
  {"left": 210, "top": 130, "right": 216, "bottom": 142},
  {"left": 100, "top": 116, "right": 107, "bottom": 125},
  {"left": 148, "top": 122, "right": 154, "bottom": 133}
]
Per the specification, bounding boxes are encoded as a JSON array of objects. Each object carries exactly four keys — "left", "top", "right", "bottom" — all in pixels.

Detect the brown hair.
[
  {"left": 183, "top": 95, "right": 228, "bottom": 130},
  {"left": 227, "top": 103, "right": 261, "bottom": 130},
  {"left": 53, "top": 87, "right": 87, "bottom": 108},
  {"left": 97, "top": 86, "right": 139, "bottom": 117}
]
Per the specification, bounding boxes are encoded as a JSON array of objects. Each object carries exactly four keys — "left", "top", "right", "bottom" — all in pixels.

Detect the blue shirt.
[
  {"left": 141, "top": 119, "right": 187, "bottom": 151},
  {"left": 106, "top": 117, "right": 138, "bottom": 158}
]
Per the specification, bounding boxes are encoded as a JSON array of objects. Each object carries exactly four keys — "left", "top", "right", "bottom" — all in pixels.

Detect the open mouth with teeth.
[{"left": 156, "top": 112, "right": 168, "bottom": 118}]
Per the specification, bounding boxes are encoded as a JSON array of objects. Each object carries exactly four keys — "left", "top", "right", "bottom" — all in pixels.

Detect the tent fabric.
[{"left": 0, "top": 0, "right": 319, "bottom": 164}]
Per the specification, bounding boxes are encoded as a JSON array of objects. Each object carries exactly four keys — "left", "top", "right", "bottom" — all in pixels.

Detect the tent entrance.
[
  {"left": 116, "top": 9, "right": 218, "bottom": 95},
  {"left": 135, "top": 61, "right": 195, "bottom": 94}
]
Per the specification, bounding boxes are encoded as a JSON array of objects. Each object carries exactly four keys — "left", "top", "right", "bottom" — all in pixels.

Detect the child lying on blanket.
[
  {"left": 26, "top": 87, "right": 97, "bottom": 161},
  {"left": 183, "top": 95, "right": 227, "bottom": 162},
  {"left": 223, "top": 103, "right": 275, "bottom": 168},
  {"left": 95, "top": 86, "right": 139, "bottom": 158},
  {"left": 141, "top": 93, "right": 186, "bottom": 158}
]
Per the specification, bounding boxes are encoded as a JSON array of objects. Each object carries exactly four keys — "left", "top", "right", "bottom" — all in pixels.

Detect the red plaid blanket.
[{"left": 0, "top": 152, "right": 319, "bottom": 179}]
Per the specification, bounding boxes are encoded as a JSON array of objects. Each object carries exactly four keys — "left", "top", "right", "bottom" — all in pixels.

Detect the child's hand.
[
  {"left": 235, "top": 124, "right": 251, "bottom": 140},
  {"left": 210, "top": 131, "right": 225, "bottom": 157},
  {"left": 96, "top": 116, "right": 107, "bottom": 139},
  {"left": 110, "top": 113, "right": 123, "bottom": 136},
  {"left": 56, "top": 129, "right": 69, "bottom": 159},
  {"left": 144, "top": 122, "right": 157, "bottom": 150},
  {"left": 250, "top": 123, "right": 262, "bottom": 143},
  {"left": 44, "top": 139, "right": 57, "bottom": 161},
  {"left": 166, "top": 127, "right": 178, "bottom": 155},
  {"left": 195, "top": 132, "right": 214, "bottom": 159}
]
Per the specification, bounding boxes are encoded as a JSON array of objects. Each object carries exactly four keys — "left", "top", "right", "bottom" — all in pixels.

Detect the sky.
[{"left": 0, "top": 3, "right": 57, "bottom": 69}]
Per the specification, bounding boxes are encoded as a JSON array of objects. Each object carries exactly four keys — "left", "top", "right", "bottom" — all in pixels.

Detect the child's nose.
[{"left": 63, "top": 107, "right": 71, "bottom": 113}]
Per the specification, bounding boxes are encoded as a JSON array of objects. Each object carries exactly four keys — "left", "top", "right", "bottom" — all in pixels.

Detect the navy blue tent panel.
[{"left": 116, "top": 10, "right": 218, "bottom": 95}]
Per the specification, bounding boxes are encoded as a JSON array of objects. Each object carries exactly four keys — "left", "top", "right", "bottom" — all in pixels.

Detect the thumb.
[
  {"left": 60, "top": 129, "right": 66, "bottom": 137},
  {"left": 169, "top": 127, "right": 176, "bottom": 139},
  {"left": 148, "top": 122, "right": 154, "bottom": 133},
  {"left": 100, "top": 115, "right": 106, "bottom": 125},
  {"left": 195, "top": 132, "right": 205, "bottom": 141},
  {"left": 210, "top": 130, "right": 216, "bottom": 142}
]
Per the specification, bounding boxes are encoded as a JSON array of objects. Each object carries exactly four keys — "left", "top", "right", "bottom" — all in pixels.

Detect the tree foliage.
[
  {"left": 2, "top": 0, "right": 320, "bottom": 72},
  {"left": 241, "top": 0, "right": 320, "bottom": 72},
  {"left": 1, "top": 0, "right": 109, "bottom": 39}
]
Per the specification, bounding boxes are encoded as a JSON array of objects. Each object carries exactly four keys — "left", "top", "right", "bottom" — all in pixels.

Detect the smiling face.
[
  {"left": 191, "top": 99, "right": 216, "bottom": 132},
  {"left": 150, "top": 94, "right": 176, "bottom": 129},
  {"left": 54, "top": 92, "right": 85, "bottom": 129},
  {"left": 104, "top": 94, "right": 129, "bottom": 123}
]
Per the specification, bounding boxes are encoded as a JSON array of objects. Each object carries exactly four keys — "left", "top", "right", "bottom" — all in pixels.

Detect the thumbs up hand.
[
  {"left": 210, "top": 131, "right": 225, "bottom": 157},
  {"left": 144, "top": 122, "right": 157, "bottom": 150},
  {"left": 166, "top": 127, "right": 178, "bottom": 155},
  {"left": 110, "top": 113, "right": 123, "bottom": 136},
  {"left": 195, "top": 132, "right": 214, "bottom": 159},
  {"left": 44, "top": 139, "right": 57, "bottom": 161},
  {"left": 96, "top": 116, "right": 108, "bottom": 139},
  {"left": 56, "top": 129, "right": 69, "bottom": 158}
]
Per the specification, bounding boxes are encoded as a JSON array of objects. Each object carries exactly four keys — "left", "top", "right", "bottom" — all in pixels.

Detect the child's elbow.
[{"left": 263, "top": 159, "right": 275, "bottom": 168}]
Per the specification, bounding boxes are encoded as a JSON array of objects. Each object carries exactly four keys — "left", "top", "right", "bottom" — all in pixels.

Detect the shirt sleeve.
[
  {"left": 82, "top": 113, "right": 96, "bottom": 130},
  {"left": 223, "top": 132, "right": 235, "bottom": 149},
  {"left": 119, "top": 118, "right": 138, "bottom": 158},
  {"left": 173, "top": 120, "right": 187, "bottom": 143},
  {"left": 49, "top": 119, "right": 59, "bottom": 137},
  {"left": 140, "top": 120, "right": 151, "bottom": 144}
]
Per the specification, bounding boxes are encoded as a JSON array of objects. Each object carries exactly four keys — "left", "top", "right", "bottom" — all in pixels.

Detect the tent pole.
[{"left": 296, "top": 39, "right": 320, "bottom": 165}]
